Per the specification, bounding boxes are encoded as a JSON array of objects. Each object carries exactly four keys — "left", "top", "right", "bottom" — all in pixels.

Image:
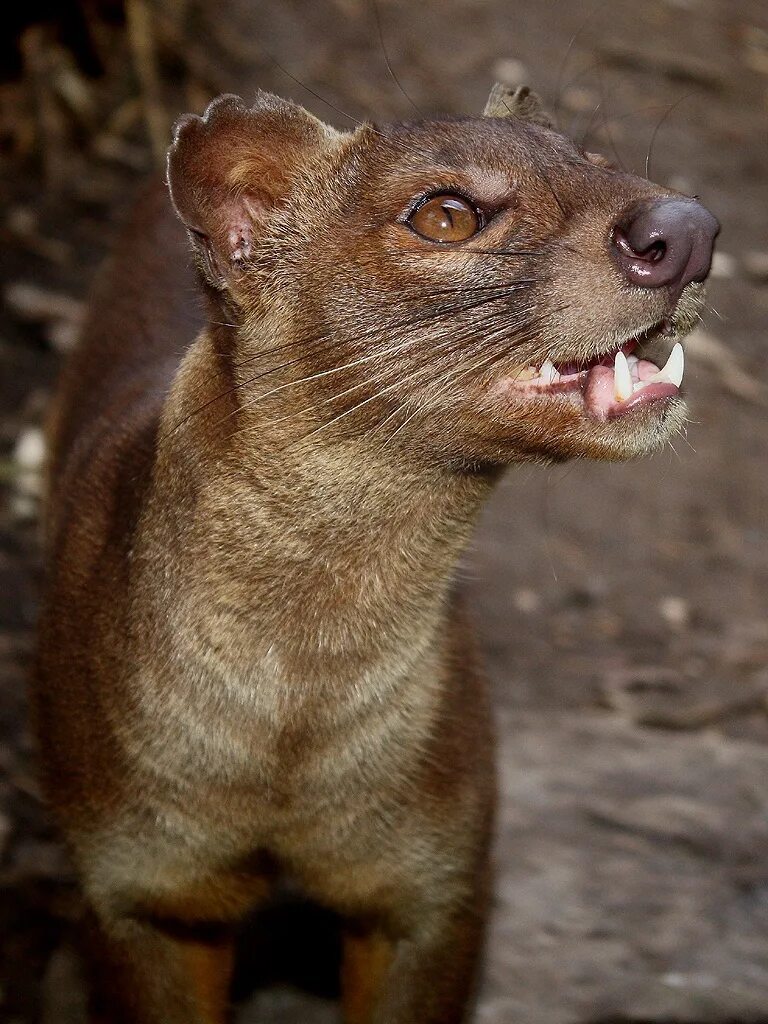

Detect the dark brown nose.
[{"left": 612, "top": 198, "right": 720, "bottom": 299}]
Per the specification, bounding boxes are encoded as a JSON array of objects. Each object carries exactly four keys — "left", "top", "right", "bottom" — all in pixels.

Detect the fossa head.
[{"left": 167, "top": 86, "right": 719, "bottom": 467}]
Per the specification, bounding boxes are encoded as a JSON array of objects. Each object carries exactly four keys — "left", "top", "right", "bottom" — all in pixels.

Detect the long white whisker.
[
  {"left": 255, "top": 319, "right": 513, "bottom": 445},
  {"left": 371, "top": 315, "right": 548, "bottom": 447},
  {"left": 230, "top": 303, "right": 536, "bottom": 440},
  {"left": 378, "top": 344, "right": 518, "bottom": 453},
  {"left": 168, "top": 282, "right": 537, "bottom": 438}
]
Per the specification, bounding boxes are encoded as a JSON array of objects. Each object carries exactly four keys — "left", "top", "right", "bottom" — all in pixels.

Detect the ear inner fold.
[
  {"left": 166, "top": 92, "right": 331, "bottom": 291},
  {"left": 483, "top": 82, "right": 555, "bottom": 129}
]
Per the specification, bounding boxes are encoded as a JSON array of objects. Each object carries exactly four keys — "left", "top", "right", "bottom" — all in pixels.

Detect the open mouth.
[{"left": 504, "top": 324, "right": 685, "bottom": 421}]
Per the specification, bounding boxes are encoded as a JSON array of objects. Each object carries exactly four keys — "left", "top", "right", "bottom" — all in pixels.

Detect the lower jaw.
[
  {"left": 478, "top": 392, "right": 687, "bottom": 465},
  {"left": 475, "top": 371, "right": 686, "bottom": 462}
]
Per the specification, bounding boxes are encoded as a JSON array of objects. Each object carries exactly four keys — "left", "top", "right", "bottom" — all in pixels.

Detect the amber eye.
[{"left": 408, "top": 194, "right": 481, "bottom": 243}]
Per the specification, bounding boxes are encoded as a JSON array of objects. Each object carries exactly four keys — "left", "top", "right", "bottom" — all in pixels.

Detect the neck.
[{"left": 148, "top": 326, "right": 497, "bottom": 682}]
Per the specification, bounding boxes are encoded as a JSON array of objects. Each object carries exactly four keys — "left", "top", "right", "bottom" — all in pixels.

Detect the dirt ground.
[{"left": 1, "top": 0, "right": 768, "bottom": 1021}]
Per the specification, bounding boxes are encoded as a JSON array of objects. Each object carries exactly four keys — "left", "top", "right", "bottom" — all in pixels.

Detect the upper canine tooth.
[
  {"left": 648, "top": 342, "right": 685, "bottom": 387},
  {"left": 539, "top": 358, "right": 559, "bottom": 383},
  {"left": 613, "top": 350, "right": 633, "bottom": 402}
]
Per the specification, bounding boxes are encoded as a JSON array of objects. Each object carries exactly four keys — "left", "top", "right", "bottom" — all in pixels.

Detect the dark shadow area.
[{"left": 232, "top": 895, "right": 342, "bottom": 1003}]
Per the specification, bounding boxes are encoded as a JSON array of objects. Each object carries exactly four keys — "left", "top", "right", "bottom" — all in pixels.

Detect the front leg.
[
  {"left": 78, "top": 847, "right": 273, "bottom": 1024},
  {"left": 342, "top": 638, "right": 494, "bottom": 1019},
  {"left": 339, "top": 786, "right": 493, "bottom": 1024},
  {"left": 85, "top": 912, "right": 235, "bottom": 1024},
  {"left": 342, "top": 867, "right": 490, "bottom": 1024}
]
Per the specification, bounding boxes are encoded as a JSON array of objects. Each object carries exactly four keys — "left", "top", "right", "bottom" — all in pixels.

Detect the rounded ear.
[
  {"left": 167, "top": 92, "right": 333, "bottom": 291},
  {"left": 482, "top": 83, "right": 555, "bottom": 129}
]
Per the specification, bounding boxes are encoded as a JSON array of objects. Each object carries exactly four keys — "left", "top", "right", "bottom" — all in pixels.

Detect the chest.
[{"left": 130, "top": 640, "right": 442, "bottom": 827}]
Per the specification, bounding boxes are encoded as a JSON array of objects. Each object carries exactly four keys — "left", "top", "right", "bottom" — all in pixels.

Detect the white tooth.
[
  {"left": 613, "top": 350, "right": 633, "bottom": 402},
  {"left": 648, "top": 342, "right": 685, "bottom": 387},
  {"left": 539, "top": 358, "right": 559, "bottom": 383},
  {"left": 663, "top": 342, "right": 685, "bottom": 387}
]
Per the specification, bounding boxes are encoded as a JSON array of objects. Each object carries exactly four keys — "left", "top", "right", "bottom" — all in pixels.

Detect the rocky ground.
[{"left": 1, "top": 0, "right": 768, "bottom": 1020}]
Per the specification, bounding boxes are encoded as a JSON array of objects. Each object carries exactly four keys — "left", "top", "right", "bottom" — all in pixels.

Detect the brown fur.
[{"left": 35, "top": 88, "right": 712, "bottom": 1022}]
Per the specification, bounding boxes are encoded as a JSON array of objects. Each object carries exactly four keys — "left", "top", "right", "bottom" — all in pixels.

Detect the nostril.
[
  {"left": 640, "top": 239, "right": 667, "bottom": 263},
  {"left": 613, "top": 227, "right": 667, "bottom": 264}
]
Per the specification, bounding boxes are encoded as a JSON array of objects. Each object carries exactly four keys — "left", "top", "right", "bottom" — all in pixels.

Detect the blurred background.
[{"left": 1, "top": 0, "right": 768, "bottom": 1021}]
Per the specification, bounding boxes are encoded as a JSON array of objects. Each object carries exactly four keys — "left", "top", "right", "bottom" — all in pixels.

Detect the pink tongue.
[{"left": 583, "top": 365, "right": 679, "bottom": 420}]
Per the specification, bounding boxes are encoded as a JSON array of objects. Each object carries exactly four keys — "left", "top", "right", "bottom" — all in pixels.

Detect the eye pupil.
[{"left": 408, "top": 194, "right": 480, "bottom": 243}]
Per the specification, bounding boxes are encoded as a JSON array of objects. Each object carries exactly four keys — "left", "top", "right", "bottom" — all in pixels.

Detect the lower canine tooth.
[
  {"left": 648, "top": 342, "right": 684, "bottom": 387},
  {"left": 613, "top": 350, "right": 633, "bottom": 402}
]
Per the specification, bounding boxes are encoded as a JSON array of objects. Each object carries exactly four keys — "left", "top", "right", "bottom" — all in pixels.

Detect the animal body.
[{"left": 35, "top": 84, "right": 718, "bottom": 1022}]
